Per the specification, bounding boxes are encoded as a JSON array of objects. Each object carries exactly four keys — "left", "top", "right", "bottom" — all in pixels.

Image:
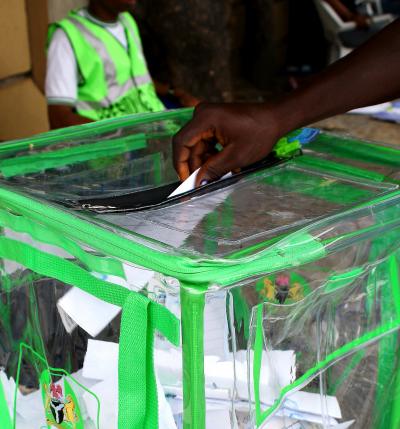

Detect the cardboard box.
[
  {"left": 26, "top": 0, "right": 49, "bottom": 91},
  {"left": 0, "top": 0, "right": 31, "bottom": 80},
  {"left": 0, "top": 78, "right": 49, "bottom": 141},
  {"left": 48, "top": 0, "right": 88, "bottom": 23}
]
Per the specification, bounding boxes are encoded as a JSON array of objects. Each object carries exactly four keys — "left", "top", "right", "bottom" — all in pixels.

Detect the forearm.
[
  {"left": 153, "top": 80, "right": 170, "bottom": 97},
  {"left": 274, "top": 19, "right": 400, "bottom": 135},
  {"left": 48, "top": 105, "right": 93, "bottom": 130},
  {"left": 324, "top": 0, "right": 354, "bottom": 21}
]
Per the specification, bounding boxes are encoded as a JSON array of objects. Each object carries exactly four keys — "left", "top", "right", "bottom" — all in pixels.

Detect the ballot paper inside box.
[{"left": 0, "top": 109, "right": 400, "bottom": 429}]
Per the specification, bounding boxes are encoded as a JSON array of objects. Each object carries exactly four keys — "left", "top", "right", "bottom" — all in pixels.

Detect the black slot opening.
[{"left": 75, "top": 154, "right": 290, "bottom": 213}]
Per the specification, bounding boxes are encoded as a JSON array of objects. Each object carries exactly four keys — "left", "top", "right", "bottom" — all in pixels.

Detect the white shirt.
[{"left": 45, "top": 9, "right": 128, "bottom": 106}]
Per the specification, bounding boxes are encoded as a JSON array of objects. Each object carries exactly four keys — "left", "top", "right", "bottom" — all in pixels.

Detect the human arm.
[
  {"left": 47, "top": 105, "right": 93, "bottom": 129},
  {"left": 46, "top": 28, "right": 93, "bottom": 129},
  {"left": 154, "top": 80, "right": 201, "bottom": 107},
  {"left": 172, "top": 19, "right": 400, "bottom": 185},
  {"left": 323, "top": 0, "right": 370, "bottom": 28}
]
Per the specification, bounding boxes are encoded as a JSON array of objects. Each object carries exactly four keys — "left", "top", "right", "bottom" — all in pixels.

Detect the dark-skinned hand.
[{"left": 172, "top": 102, "right": 283, "bottom": 187}]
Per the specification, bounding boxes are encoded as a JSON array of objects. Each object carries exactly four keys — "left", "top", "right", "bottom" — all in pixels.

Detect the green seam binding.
[
  {"left": 0, "top": 208, "right": 124, "bottom": 277},
  {"left": 309, "top": 133, "right": 400, "bottom": 167},
  {"left": 252, "top": 261, "right": 400, "bottom": 427},
  {"left": 181, "top": 286, "right": 206, "bottom": 429},
  {"left": 262, "top": 167, "right": 377, "bottom": 205},
  {"left": 0, "top": 108, "right": 194, "bottom": 156},
  {"left": 0, "top": 186, "right": 398, "bottom": 287},
  {"left": 294, "top": 155, "right": 387, "bottom": 183},
  {"left": 377, "top": 254, "right": 400, "bottom": 429},
  {"left": 0, "top": 133, "right": 147, "bottom": 178},
  {"left": 0, "top": 237, "right": 180, "bottom": 429}
]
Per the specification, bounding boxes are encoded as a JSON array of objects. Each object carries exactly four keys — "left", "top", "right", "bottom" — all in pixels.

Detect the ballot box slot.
[{"left": 74, "top": 155, "right": 287, "bottom": 213}]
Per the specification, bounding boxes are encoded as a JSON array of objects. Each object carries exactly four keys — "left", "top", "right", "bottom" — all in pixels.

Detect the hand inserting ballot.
[{"left": 172, "top": 102, "right": 283, "bottom": 187}]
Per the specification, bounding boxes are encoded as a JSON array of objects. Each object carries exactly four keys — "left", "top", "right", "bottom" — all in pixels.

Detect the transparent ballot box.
[{"left": 0, "top": 108, "right": 399, "bottom": 429}]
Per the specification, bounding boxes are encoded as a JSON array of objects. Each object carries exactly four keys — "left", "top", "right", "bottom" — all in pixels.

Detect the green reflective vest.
[{"left": 48, "top": 11, "right": 165, "bottom": 121}]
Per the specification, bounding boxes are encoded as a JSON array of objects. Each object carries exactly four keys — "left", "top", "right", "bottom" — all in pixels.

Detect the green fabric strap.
[
  {"left": 0, "top": 236, "right": 180, "bottom": 429},
  {"left": 0, "top": 208, "right": 125, "bottom": 278},
  {"left": 0, "top": 133, "right": 147, "bottom": 178},
  {"left": 0, "top": 184, "right": 329, "bottom": 287},
  {"left": 181, "top": 287, "right": 206, "bottom": 429},
  {"left": 253, "top": 305, "right": 264, "bottom": 423}
]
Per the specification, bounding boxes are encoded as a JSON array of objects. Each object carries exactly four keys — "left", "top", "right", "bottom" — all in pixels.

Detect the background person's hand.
[
  {"left": 174, "top": 88, "right": 202, "bottom": 107},
  {"left": 352, "top": 14, "right": 370, "bottom": 29},
  {"left": 172, "top": 102, "right": 284, "bottom": 186}
]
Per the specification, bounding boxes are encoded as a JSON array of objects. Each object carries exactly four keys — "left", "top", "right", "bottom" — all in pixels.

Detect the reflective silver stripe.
[
  {"left": 108, "top": 73, "right": 152, "bottom": 100},
  {"left": 75, "top": 75, "right": 151, "bottom": 111},
  {"left": 135, "top": 74, "right": 152, "bottom": 86},
  {"left": 120, "top": 15, "right": 143, "bottom": 54},
  {"left": 108, "top": 73, "right": 133, "bottom": 100},
  {"left": 68, "top": 17, "right": 116, "bottom": 106},
  {"left": 68, "top": 17, "right": 153, "bottom": 111},
  {"left": 76, "top": 100, "right": 105, "bottom": 111}
]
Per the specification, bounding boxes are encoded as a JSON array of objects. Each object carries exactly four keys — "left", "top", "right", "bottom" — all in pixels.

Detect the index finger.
[{"left": 172, "top": 118, "right": 215, "bottom": 181}]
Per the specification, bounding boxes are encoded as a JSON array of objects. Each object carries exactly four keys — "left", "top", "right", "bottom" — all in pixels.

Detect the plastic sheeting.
[{"left": 0, "top": 108, "right": 399, "bottom": 429}]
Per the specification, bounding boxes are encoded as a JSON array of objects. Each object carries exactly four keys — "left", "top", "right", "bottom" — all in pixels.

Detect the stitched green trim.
[
  {"left": 0, "top": 185, "right": 329, "bottom": 286},
  {"left": 252, "top": 261, "right": 400, "bottom": 427},
  {"left": 0, "top": 208, "right": 124, "bottom": 277},
  {"left": 0, "top": 133, "right": 147, "bottom": 178},
  {"left": 0, "top": 236, "right": 180, "bottom": 429},
  {"left": 1, "top": 186, "right": 400, "bottom": 288},
  {"left": 390, "top": 255, "right": 400, "bottom": 319},
  {"left": 254, "top": 317, "right": 400, "bottom": 426},
  {"left": 181, "top": 287, "right": 206, "bottom": 429},
  {"left": 294, "top": 154, "right": 387, "bottom": 183},
  {"left": 262, "top": 166, "right": 379, "bottom": 205},
  {"left": 0, "top": 108, "right": 193, "bottom": 156},
  {"left": 387, "top": 255, "right": 400, "bottom": 429},
  {"left": 309, "top": 133, "right": 400, "bottom": 167},
  {"left": 253, "top": 304, "right": 264, "bottom": 422}
]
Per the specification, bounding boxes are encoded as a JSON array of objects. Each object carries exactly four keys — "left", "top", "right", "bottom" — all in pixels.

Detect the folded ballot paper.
[
  {"left": 1, "top": 337, "right": 349, "bottom": 429},
  {"left": 57, "top": 264, "right": 155, "bottom": 337},
  {"left": 56, "top": 169, "right": 232, "bottom": 339},
  {"left": 168, "top": 167, "right": 232, "bottom": 198},
  {"left": 78, "top": 340, "right": 344, "bottom": 428}
]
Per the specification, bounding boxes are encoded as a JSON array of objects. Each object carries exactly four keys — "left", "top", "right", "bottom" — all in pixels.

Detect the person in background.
[
  {"left": 322, "top": 0, "right": 398, "bottom": 48},
  {"left": 324, "top": 0, "right": 372, "bottom": 28},
  {"left": 172, "top": 19, "right": 400, "bottom": 186},
  {"left": 46, "top": 0, "right": 199, "bottom": 129},
  {"left": 325, "top": 0, "right": 399, "bottom": 27}
]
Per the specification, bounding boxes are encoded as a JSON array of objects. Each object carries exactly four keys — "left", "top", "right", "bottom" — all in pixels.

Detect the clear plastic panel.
[
  {"left": 245, "top": 257, "right": 400, "bottom": 429},
  {"left": 0, "top": 113, "right": 400, "bottom": 429},
  {"left": 304, "top": 132, "right": 400, "bottom": 182},
  {"left": 97, "top": 163, "right": 397, "bottom": 257},
  {"left": 0, "top": 110, "right": 192, "bottom": 201},
  {"left": 0, "top": 249, "right": 179, "bottom": 428}
]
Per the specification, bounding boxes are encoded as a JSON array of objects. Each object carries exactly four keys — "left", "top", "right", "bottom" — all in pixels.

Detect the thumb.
[{"left": 195, "top": 145, "right": 237, "bottom": 187}]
